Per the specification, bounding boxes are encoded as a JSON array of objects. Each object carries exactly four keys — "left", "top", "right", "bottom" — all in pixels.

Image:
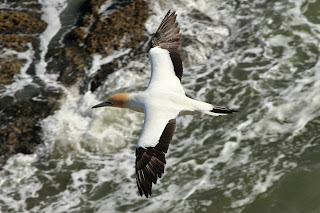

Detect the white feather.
[{"left": 137, "top": 102, "right": 179, "bottom": 148}]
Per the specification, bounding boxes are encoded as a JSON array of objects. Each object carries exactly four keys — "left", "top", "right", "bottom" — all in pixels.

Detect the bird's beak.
[{"left": 92, "top": 101, "right": 113, "bottom": 108}]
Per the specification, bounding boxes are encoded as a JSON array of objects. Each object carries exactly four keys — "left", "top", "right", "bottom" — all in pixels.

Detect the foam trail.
[
  {"left": 87, "top": 49, "right": 131, "bottom": 78},
  {"left": 36, "top": 0, "right": 68, "bottom": 86},
  {"left": 0, "top": 154, "right": 40, "bottom": 212}
]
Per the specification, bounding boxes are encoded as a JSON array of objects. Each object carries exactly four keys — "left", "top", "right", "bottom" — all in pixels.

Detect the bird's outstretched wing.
[
  {"left": 135, "top": 104, "right": 179, "bottom": 197},
  {"left": 151, "top": 10, "right": 182, "bottom": 80},
  {"left": 147, "top": 10, "right": 184, "bottom": 94},
  {"left": 136, "top": 119, "right": 176, "bottom": 197},
  {"left": 135, "top": 10, "right": 183, "bottom": 198}
]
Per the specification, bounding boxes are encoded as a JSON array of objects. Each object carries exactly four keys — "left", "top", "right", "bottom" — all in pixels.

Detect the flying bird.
[{"left": 92, "top": 10, "right": 237, "bottom": 198}]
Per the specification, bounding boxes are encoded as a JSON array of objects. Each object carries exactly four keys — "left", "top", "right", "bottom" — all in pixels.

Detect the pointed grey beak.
[{"left": 92, "top": 101, "right": 113, "bottom": 108}]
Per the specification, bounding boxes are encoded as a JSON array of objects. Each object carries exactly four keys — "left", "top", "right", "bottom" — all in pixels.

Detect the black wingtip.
[{"left": 211, "top": 107, "right": 239, "bottom": 114}]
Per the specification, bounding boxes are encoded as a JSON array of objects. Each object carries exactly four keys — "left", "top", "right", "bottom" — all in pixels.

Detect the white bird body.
[
  {"left": 92, "top": 10, "right": 237, "bottom": 198},
  {"left": 126, "top": 91, "right": 214, "bottom": 116},
  {"left": 125, "top": 91, "right": 207, "bottom": 148}
]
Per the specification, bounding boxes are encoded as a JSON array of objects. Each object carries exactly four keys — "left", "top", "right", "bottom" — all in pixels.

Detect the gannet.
[{"left": 92, "top": 10, "right": 237, "bottom": 198}]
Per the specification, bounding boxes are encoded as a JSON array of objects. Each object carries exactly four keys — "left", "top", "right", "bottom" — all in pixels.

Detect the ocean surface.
[{"left": 1, "top": 0, "right": 320, "bottom": 212}]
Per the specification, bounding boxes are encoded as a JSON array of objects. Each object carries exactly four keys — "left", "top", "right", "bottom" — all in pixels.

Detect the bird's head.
[{"left": 92, "top": 93, "right": 129, "bottom": 109}]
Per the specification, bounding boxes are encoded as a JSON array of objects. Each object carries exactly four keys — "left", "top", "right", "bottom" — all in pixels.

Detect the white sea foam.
[
  {"left": 0, "top": 154, "right": 40, "bottom": 212},
  {"left": 36, "top": 0, "right": 68, "bottom": 87},
  {"left": 95, "top": 56, "right": 150, "bottom": 97},
  {"left": 41, "top": 85, "right": 142, "bottom": 156},
  {"left": 99, "top": 0, "right": 113, "bottom": 14},
  {"left": 87, "top": 49, "right": 131, "bottom": 78},
  {"left": 145, "top": 0, "right": 229, "bottom": 67},
  {"left": 40, "top": 47, "right": 149, "bottom": 157},
  {"left": 98, "top": 0, "right": 119, "bottom": 19}
]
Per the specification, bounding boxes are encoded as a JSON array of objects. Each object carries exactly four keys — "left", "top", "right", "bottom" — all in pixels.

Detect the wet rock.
[
  {"left": 0, "top": 10, "right": 46, "bottom": 34},
  {"left": 0, "top": 34, "right": 37, "bottom": 52},
  {"left": 0, "top": 56, "right": 26, "bottom": 85},
  {"left": 55, "top": 0, "right": 149, "bottom": 90},
  {"left": 90, "top": 60, "right": 119, "bottom": 92},
  {"left": 0, "top": 6, "right": 47, "bottom": 84},
  {"left": 0, "top": 1, "right": 55, "bottom": 168},
  {"left": 2, "top": 0, "right": 43, "bottom": 10},
  {"left": 0, "top": 96, "right": 61, "bottom": 168},
  {"left": 86, "top": 0, "right": 149, "bottom": 90},
  {"left": 48, "top": 47, "right": 88, "bottom": 87},
  {"left": 85, "top": 0, "right": 149, "bottom": 55}
]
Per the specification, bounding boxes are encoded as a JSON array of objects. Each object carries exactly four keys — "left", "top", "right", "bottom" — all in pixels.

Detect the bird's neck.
[{"left": 124, "top": 93, "right": 145, "bottom": 113}]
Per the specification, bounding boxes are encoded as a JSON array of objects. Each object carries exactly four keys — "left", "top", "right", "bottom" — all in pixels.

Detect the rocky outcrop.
[
  {"left": 0, "top": 10, "right": 46, "bottom": 35},
  {"left": 0, "top": 34, "right": 37, "bottom": 52},
  {"left": 0, "top": 96, "right": 61, "bottom": 167},
  {"left": 77, "top": 0, "right": 149, "bottom": 55},
  {"left": 0, "top": 57, "right": 26, "bottom": 85},
  {"left": 0, "top": 8, "right": 47, "bottom": 85},
  {"left": 49, "top": 46, "right": 88, "bottom": 87},
  {"left": 56, "top": 0, "right": 149, "bottom": 90},
  {"left": 0, "top": 1, "right": 51, "bottom": 167},
  {"left": 0, "top": 0, "right": 150, "bottom": 167}
]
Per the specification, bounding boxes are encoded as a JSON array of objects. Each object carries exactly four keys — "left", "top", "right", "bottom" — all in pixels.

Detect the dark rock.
[
  {"left": 0, "top": 56, "right": 26, "bottom": 85},
  {"left": 0, "top": 6, "right": 47, "bottom": 84},
  {"left": 85, "top": 0, "right": 149, "bottom": 55},
  {"left": 0, "top": 34, "right": 37, "bottom": 52},
  {"left": 0, "top": 97, "right": 61, "bottom": 168},
  {"left": 49, "top": 47, "right": 88, "bottom": 87},
  {"left": 55, "top": 0, "right": 149, "bottom": 90},
  {"left": 0, "top": 1, "right": 59, "bottom": 168},
  {"left": 0, "top": 10, "right": 47, "bottom": 34},
  {"left": 90, "top": 60, "right": 119, "bottom": 92}
]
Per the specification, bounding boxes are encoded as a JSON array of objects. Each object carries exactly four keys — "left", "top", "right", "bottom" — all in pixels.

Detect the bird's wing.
[
  {"left": 135, "top": 104, "right": 179, "bottom": 197},
  {"left": 147, "top": 10, "right": 184, "bottom": 94}
]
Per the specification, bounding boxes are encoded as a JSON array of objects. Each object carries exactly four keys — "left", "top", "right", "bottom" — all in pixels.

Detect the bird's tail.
[
  {"left": 211, "top": 106, "right": 238, "bottom": 114},
  {"left": 185, "top": 98, "right": 238, "bottom": 116},
  {"left": 202, "top": 105, "right": 238, "bottom": 116}
]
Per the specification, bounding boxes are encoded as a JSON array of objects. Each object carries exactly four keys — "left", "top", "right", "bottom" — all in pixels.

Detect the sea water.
[{"left": 1, "top": 0, "right": 320, "bottom": 212}]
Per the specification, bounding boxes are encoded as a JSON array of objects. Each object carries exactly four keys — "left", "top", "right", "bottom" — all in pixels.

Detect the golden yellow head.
[
  {"left": 108, "top": 93, "right": 129, "bottom": 108},
  {"left": 92, "top": 93, "right": 129, "bottom": 109}
]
